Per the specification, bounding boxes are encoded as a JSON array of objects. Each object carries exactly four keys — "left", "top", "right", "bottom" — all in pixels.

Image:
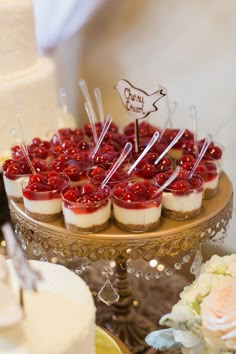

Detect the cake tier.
[
  {"left": 6, "top": 260, "right": 96, "bottom": 354},
  {"left": 0, "top": 0, "right": 37, "bottom": 76},
  {"left": 0, "top": 57, "right": 59, "bottom": 155}
]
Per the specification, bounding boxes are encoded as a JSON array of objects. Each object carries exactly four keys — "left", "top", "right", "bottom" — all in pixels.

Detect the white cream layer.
[
  {"left": 3, "top": 175, "right": 26, "bottom": 199},
  {"left": 113, "top": 204, "right": 162, "bottom": 225},
  {"left": 23, "top": 197, "right": 62, "bottom": 214},
  {"left": 203, "top": 175, "right": 219, "bottom": 190},
  {"left": 162, "top": 191, "right": 203, "bottom": 212},
  {"left": 62, "top": 200, "right": 111, "bottom": 228}
]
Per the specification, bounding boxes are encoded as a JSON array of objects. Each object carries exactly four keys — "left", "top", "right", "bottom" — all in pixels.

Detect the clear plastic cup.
[
  {"left": 155, "top": 170, "right": 203, "bottom": 220},
  {"left": 112, "top": 180, "right": 162, "bottom": 233},
  {"left": 61, "top": 182, "right": 111, "bottom": 233},
  {"left": 21, "top": 172, "right": 69, "bottom": 221}
]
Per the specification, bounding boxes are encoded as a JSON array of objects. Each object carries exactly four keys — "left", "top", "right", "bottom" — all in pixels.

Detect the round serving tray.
[{"left": 9, "top": 172, "right": 233, "bottom": 261}]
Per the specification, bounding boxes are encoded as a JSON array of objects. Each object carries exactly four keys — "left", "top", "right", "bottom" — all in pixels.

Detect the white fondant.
[{"left": 5, "top": 260, "right": 96, "bottom": 354}]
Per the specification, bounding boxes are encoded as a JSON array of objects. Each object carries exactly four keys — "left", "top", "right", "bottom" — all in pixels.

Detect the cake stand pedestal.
[{"left": 9, "top": 172, "right": 233, "bottom": 354}]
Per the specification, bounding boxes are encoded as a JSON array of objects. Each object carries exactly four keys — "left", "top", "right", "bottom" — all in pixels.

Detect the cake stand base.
[{"left": 100, "top": 260, "right": 158, "bottom": 354}]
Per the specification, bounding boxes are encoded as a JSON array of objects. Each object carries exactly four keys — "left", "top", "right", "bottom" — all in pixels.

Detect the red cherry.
[
  {"left": 181, "top": 162, "right": 194, "bottom": 171},
  {"left": 141, "top": 163, "right": 156, "bottom": 179},
  {"left": 181, "top": 155, "right": 196, "bottom": 164},
  {"left": 47, "top": 175, "right": 67, "bottom": 190},
  {"left": 32, "top": 158, "right": 48, "bottom": 172},
  {"left": 169, "top": 179, "right": 191, "bottom": 195},
  {"left": 63, "top": 189, "right": 79, "bottom": 202},
  {"left": 63, "top": 165, "right": 81, "bottom": 181},
  {"left": 189, "top": 176, "right": 203, "bottom": 189},
  {"left": 31, "top": 137, "right": 42, "bottom": 145},
  {"left": 80, "top": 183, "right": 96, "bottom": 195},
  {"left": 26, "top": 182, "right": 50, "bottom": 192},
  {"left": 49, "top": 159, "right": 68, "bottom": 172},
  {"left": 5, "top": 163, "right": 22, "bottom": 177},
  {"left": 195, "top": 164, "right": 208, "bottom": 179},
  {"left": 90, "top": 166, "right": 106, "bottom": 178},
  {"left": 2, "top": 159, "right": 15, "bottom": 172},
  {"left": 207, "top": 146, "right": 222, "bottom": 159},
  {"left": 122, "top": 192, "right": 135, "bottom": 202},
  {"left": 29, "top": 173, "right": 46, "bottom": 184}
]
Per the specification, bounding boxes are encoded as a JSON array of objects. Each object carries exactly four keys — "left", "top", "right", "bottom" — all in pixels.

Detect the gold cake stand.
[{"left": 9, "top": 172, "right": 233, "bottom": 354}]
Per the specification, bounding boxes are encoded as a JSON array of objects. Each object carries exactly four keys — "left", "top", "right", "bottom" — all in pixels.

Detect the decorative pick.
[
  {"left": 159, "top": 84, "right": 174, "bottom": 128},
  {"left": 90, "top": 114, "right": 112, "bottom": 160},
  {"left": 188, "top": 133, "right": 212, "bottom": 179},
  {"left": 1, "top": 223, "right": 42, "bottom": 310},
  {"left": 156, "top": 167, "right": 180, "bottom": 194},
  {"left": 189, "top": 105, "right": 199, "bottom": 156},
  {"left": 101, "top": 142, "right": 132, "bottom": 189},
  {"left": 84, "top": 102, "right": 98, "bottom": 143},
  {"left": 154, "top": 128, "right": 185, "bottom": 166},
  {"left": 114, "top": 79, "right": 166, "bottom": 153},
  {"left": 127, "top": 131, "right": 160, "bottom": 175},
  {"left": 16, "top": 114, "right": 36, "bottom": 174},
  {"left": 94, "top": 87, "right": 105, "bottom": 124}
]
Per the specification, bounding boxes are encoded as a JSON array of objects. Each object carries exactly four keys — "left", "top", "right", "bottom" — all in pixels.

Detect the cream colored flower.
[{"left": 201, "top": 277, "right": 236, "bottom": 351}]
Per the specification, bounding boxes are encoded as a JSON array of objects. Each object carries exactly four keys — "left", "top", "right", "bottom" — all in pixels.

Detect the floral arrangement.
[{"left": 145, "top": 254, "right": 236, "bottom": 354}]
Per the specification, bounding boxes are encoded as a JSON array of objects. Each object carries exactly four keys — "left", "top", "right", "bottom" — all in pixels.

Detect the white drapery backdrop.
[{"left": 33, "top": 0, "right": 104, "bottom": 52}]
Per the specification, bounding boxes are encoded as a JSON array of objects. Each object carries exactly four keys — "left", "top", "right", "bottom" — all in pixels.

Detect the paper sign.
[
  {"left": 114, "top": 79, "right": 166, "bottom": 119},
  {"left": 2, "top": 223, "right": 41, "bottom": 290}
]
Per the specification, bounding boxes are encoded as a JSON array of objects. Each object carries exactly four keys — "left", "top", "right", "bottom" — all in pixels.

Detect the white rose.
[
  {"left": 201, "top": 254, "right": 236, "bottom": 276},
  {"left": 201, "top": 277, "right": 236, "bottom": 351},
  {"left": 179, "top": 273, "right": 220, "bottom": 308}
]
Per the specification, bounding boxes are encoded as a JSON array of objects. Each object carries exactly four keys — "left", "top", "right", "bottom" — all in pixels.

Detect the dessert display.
[
  {"left": 1, "top": 77, "right": 228, "bottom": 235},
  {"left": 177, "top": 154, "right": 219, "bottom": 199},
  {"left": 155, "top": 170, "right": 204, "bottom": 220},
  {"left": 0, "top": 0, "right": 75, "bottom": 158},
  {"left": 62, "top": 182, "right": 111, "bottom": 233},
  {"left": 22, "top": 171, "right": 69, "bottom": 221},
  {"left": 4, "top": 258, "right": 96, "bottom": 354},
  {"left": 112, "top": 180, "right": 162, "bottom": 232}
]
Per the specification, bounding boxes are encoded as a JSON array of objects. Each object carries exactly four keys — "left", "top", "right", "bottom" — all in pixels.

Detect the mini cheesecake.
[
  {"left": 112, "top": 180, "right": 162, "bottom": 232},
  {"left": 22, "top": 171, "right": 69, "bottom": 221},
  {"left": 2, "top": 158, "right": 48, "bottom": 202},
  {"left": 155, "top": 170, "right": 203, "bottom": 220},
  {"left": 62, "top": 183, "right": 111, "bottom": 233},
  {"left": 177, "top": 155, "right": 219, "bottom": 199}
]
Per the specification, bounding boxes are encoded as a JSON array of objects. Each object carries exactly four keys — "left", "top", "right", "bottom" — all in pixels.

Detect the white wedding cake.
[
  {"left": 1, "top": 259, "right": 96, "bottom": 354},
  {"left": 0, "top": 0, "right": 75, "bottom": 158}
]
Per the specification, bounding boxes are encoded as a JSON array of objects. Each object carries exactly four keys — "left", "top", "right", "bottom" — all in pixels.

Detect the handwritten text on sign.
[{"left": 115, "top": 79, "right": 165, "bottom": 120}]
